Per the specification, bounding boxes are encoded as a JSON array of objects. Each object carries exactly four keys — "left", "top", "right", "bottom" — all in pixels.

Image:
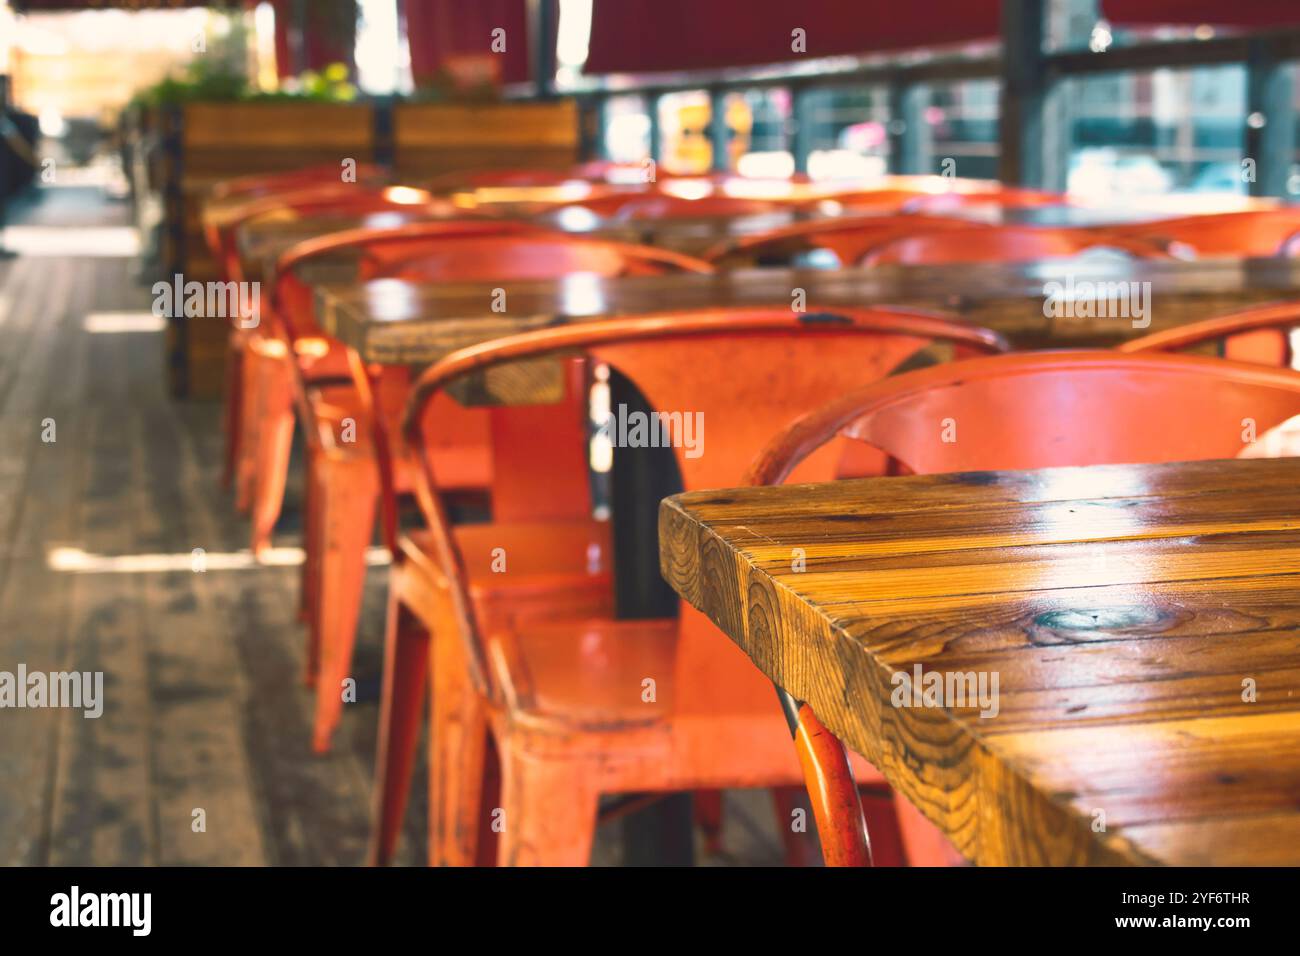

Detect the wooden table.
[
  {"left": 237, "top": 210, "right": 440, "bottom": 282},
  {"left": 313, "top": 257, "right": 1300, "bottom": 369},
  {"left": 658, "top": 456, "right": 1300, "bottom": 866},
  {"left": 235, "top": 205, "right": 824, "bottom": 275},
  {"left": 237, "top": 202, "right": 1182, "bottom": 281}
]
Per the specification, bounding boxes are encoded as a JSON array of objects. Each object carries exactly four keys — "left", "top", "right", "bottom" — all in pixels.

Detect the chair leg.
[
  {"left": 310, "top": 457, "right": 377, "bottom": 753},
  {"left": 496, "top": 746, "right": 600, "bottom": 867},
  {"left": 474, "top": 734, "right": 502, "bottom": 866},
  {"left": 775, "top": 685, "right": 872, "bottom": 867},
  {"left": 694, "top": 790, "right": 725, "bottom": 855},
  {"left": 250, "top": 366, "right": 295, "bottom": 555},
  {"left": 300, "top": 448, "right": 323, "bottom": 687},
  {"left": 221, "top": 339, "right": 243, "bottom": 491},
  {"left": 299, "top": 445, "right": 318, "bottom": 629},
  {"left": 428, "top": 618, "right": 492, "bottom": 867},
  {"left": 368, "top": 592, "right": 430, "bottom": 865},
  {"left": 235, "top": 344, "right": 264, "bottom": 513}
]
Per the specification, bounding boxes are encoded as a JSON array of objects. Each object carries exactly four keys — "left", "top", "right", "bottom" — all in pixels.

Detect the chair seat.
[
  {"left": 399, "top": 514, "right": 882, "bottom": 788},
  {"left": 490, "top": 617, "right": 679, "bottom": 729},
  {"left": 480, "top": 614, "right": 886, "bottom": 790},
  {"left": 399, "top": 519, "right": 615, "bottom": 629}
]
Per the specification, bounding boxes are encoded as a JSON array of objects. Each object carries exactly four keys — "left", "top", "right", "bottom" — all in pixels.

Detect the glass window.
[
  {"left": 1062, "top": 65, "right": 1247, "bottom": 200},
  {"left": 657, "top": 90, "right": 712, "bottom": 175},
  {"left": 722, "top": 87, "right": 793, "bottom": 178},
  {"left": 1287, "top": 64, "right": 1300, "bottom": 199},
  {"left": 1047, "top": 0, "right": 1247, "bottom": 53},
  {"left": 916, "top": 79, "right": 1000, "bottom": 179},
  {"left": 603, "top": 93, "right": 651, "bottom": 164},
  {"left": 800, "top": 86, "right": 890, "bottom": 181}
]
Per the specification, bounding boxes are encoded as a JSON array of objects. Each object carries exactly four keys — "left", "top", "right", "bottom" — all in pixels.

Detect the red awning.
[
  {"left": 1101, "top": 0, "right": 1300, "bottom": 28},
  {"left": 402, "top": 0, "right": 534, "bottom": 87},
  {"left": 263, "top": 0, "right": 354, "bottom": 78},
  {"left": 583, "top": 0, "right": 1000, "bottom": 75}
]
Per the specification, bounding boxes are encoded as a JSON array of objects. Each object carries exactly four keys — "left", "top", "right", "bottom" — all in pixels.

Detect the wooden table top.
[
  {"left": 658, "top": 456, "right": 1300, "bottom": 866},
  {"left": 237, "top": 202, "right": 1178, "bottom": 280},
  {"left": 238, "top": 209, "right": 443, "bottom": 283},
  {"left": 314, "top": 256, "right": 1300, "bottom": 365},
  {"left": 235, "top": 206, "right": 822, "bottom": 275}
]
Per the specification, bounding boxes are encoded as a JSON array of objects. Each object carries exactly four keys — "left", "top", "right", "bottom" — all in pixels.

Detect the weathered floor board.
[{"left": 0, "top": 185, "right": 795, "bottom": 867}]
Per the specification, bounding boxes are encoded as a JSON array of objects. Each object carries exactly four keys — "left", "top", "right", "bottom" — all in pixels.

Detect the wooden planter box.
[
  {"left": 161, "top": 102, "right": 377, "bottom": 398},
  {"left": 392, "top": 100, "right": 578, "bottom": 180},
  {"left": 159, "top": 99, "right": 579, "bottom": 398}
]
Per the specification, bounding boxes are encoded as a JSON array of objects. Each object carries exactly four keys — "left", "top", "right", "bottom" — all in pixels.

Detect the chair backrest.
[
  {"left": 1121, "top": 300, "right": 1300, "bottom": 368},
  {"left": 1098, "top": 211, "right": 1300, "bottom": 258},
  {"left": 901, "top": 186, "right": 1064, "bottom": 213},
  {"left": 203, "top": 183, "right": 442, "bottom": 284},
  {"left": 269, "top": 219, "right": 539, "bottom": 340},
  {"left": 704, "top": 214, "right": 974, "bottom": 266},
  {"left": 424, "top": 166, "right": 583, "bottom": 191},
  {"left": 273, "top": 226, "right": 715, "bottom": 549},
  {"left": 209, "top": 163, "right": 386, "bottom": 201},
  {"left": 271, "top": 223, "right": 713, "bottom": 358},
  {"left": 748, "top": 350, "right": 1300, "bottom": 488},
  {"left": 560, "top": 191, "right": 786, "bottom": 221},
  {"left": 863, "top": 225, "right": 1170, "bottom": 265},
  {"left": 813, "top": 189, "right": 937, "bottom": 214},
  {"left": 401, "top": 308, "right": 1009, "bottom": 698},
  {"left": 356, "top": 231, "right": 712, "bottom": 533},
  {"left": 359, "top": 232, "right": 716, "bottom": 281}
]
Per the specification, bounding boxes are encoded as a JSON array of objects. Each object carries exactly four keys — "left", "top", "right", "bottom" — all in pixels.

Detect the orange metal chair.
[
  {"left": 423, "top": 166, "right": 593, "bottom": 191},
  {"left": 209, "top": 163, "right": 387, "bottom": 202},
  {"left": 807, "top": 188, "right": 936, "bottom": 213},
  {"left": 427, "top": 162, "right": 676, "bottom": 190},
  {"left": 269, "top": 229, "right": 716, "bottom": 751},
  {"left": 356, "top": 231, "right": 716, "bottom": 281},
  {"left": 558, "top": 191, "right": 786, "bottom": 221},
  {"left": 862, "top": 224, "right": 1170, "bottom": 266},
  {"left": 900, "top": 185, "right": 1063, "bottom": 212},
  {"left": 704, "top": 214, "right": 975, "bottom": 266},
  {"left": 202, "top": 183, "right": 448, "bottom": 495},
  {"left": 202, "top": 182, "right": 438, "bottom": 285},
  {"left": 370, "top": 308, "right": 1009, "bottom": 866},
  {"left": 242, "top": 219, "right": 540, "bottom": 553},
  {"left": 814, "top": 184, "right": 1061, "bottom": 216},
  {"left": 1121, "top": 299, "right": 1300, "bottom": 367},
  {"left": 746, "top": 349, "right": 1300, "bottom": 865},
  {"left": 1097, "top": 210, "right": 1300, "bottom": 258}
]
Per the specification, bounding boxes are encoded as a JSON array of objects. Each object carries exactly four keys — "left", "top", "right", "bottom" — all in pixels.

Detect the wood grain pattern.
[
  {"left": 181, "top": 103, "right": 376, "bottom": 151},
  {"left": 659, "top": 457, "right": 1300, "bottom": 866},
  {"left": 391, "top": 102, "right": 578, "bottom": 180},
  {"left": 314, "top": 257, "right": 1300, "bottom": 365}
]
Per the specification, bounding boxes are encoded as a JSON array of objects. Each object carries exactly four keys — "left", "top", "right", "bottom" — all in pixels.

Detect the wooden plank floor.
[{"left": 0, "top": 185, "right": 804, "bottom": 866}]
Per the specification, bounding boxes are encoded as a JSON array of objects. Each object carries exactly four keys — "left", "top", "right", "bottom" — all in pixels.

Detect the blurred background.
[{"left": 2, "top": 0, "right": 1299, "bottom": 211}]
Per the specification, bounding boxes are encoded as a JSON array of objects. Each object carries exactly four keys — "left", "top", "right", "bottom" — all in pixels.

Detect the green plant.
[{"left": 129, "top": 61, "right": 358, "bottom": 109}]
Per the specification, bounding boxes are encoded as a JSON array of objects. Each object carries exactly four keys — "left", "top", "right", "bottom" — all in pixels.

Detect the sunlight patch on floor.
[
  {"left": 46, "top": 545, "right": 392, "bottom": 574},
  {"left": 2, "top": 226, "right": 141, "bottom": 257},
  {"left": 83, "top": 311, "right": 166, "bottom": 333}
]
